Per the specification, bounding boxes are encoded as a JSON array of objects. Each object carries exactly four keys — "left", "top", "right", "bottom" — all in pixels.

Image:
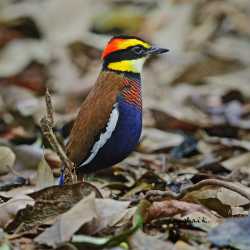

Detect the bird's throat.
[{"left": 106, "top": 58, "right": 146, "bottom": 74}]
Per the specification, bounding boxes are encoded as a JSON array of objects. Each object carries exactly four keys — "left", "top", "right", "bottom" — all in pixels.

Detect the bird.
[{"left": 66, "top": 35, "right": 169, "bottom": 175}]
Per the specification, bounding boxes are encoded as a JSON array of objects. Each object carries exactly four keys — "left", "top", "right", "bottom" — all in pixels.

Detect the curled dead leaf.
[
  {"left": 0, "top": 194, "right": 34, "bottom": 228},
  {"left": 147, "top": 199, "right": 210, "bottom": 221},
  {"left": 34, "top": 193, "right": 98, "bottom": 247}
]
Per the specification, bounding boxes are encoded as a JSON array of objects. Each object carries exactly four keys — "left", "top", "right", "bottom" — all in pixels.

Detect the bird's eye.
[{"left": 132, "top": 46, "right": 144, "bottom": 55}]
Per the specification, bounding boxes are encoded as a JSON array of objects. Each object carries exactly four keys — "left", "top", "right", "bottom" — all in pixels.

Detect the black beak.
[{"left": 147, "top": 46, "right": 169, "bottom": 55}]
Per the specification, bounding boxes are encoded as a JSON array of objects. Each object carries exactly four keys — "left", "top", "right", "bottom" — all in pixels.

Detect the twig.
[
  {"left": 40, "top": 89, "right": 77, "bottom": 184},
  {"left": 45, "top": 88, "right": 54, "bottom": 127},
  {"left": 144, "top": 179, "right": 250, "bottom": 201}
]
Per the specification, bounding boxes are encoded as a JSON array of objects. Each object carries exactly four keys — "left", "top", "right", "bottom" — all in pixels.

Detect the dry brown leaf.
[
  {"left": 0, "top": 146, "right": 16, "bottom": 175},
  {"left": 205, "top": 68, "right": 250, "bottom": 97},
  {"left": 183, "top": 186, "right": 250, "bottom": 217},
  {"left": 88, "top": 199, "right": 131, "bottom": 234},
  {"left": 147, "top": 199, "right": 211, "bottom": 221},
  {"left": 0, "top": 186, "right": 35, "bottom": 199},
  {"left": 1, "top": 86, "right": 41, "bottom": 117},
  {"left": 0, "top": 40, "right": 49, "bottom": 77},
  {"left": 208, "top": 36, "right": 250, "bottom": 65},
  {"left": 173, "top": 240, "right": 202, "bottom": 250},
  {"left": 138, "top": 128, "right": 183, "bottom": 153},
  {"left": 188, "top": 16, "right": 217, "bottom": 49},
  {"left": 151, "top": 109, "right": 202, "bottom": 133},
  {"left": 153, "top": 1, "right": 194, "bottom": 52},
  {"left": 217, "top": 188, "right": 249, "bottom": 207},
  {"left": 129, "top": 230, "right": 174, "bottom": 250},
  {"left": 181, "top": 211, "right": 220, "bottom": 231},
  {"left": 6, "top": 182, "right": 101, "bottom": 233},
  {"left": 222, "top": 152, "right": 250, "bottom": 171},
  {"left": 1, "top": 0, "right": 106, "bottom": 47},
  {"left": 36, "top": 157, "right": 55, "bottom": 189},
  {"left": 34, "top": 193, "right": 97, "bottom": 247},
  {"left": 208, "top": 215, "right": 250, "bottom": 250},
  {"left": 0, "top": 194, "right": 34, "bottom": 228},
  {"left": 13, "top": 144, "right": 44, "bottom": 170}
]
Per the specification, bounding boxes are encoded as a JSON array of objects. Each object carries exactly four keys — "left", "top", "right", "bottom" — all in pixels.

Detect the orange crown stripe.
[
  {"left": 101, "top": 38, "right": 123, "bottom": 59},
  {"left": 102, "top": 38, "right": 150, "bottom": 59}
]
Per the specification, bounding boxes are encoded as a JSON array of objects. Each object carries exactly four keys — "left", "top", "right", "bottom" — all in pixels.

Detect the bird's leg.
[{"left": 40, "top": 89, "right": 77, "bottom": 185}]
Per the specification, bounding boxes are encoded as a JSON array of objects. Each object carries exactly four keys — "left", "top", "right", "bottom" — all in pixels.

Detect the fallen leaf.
[
  {"left": 91, "top": 7, "right": 146, "bottom": 35},
  {"left": 147, "top": 200, "right": 211, "bottom": 221},
  {"left": 208, "top": 36, "right": 250, "bottom": 66},
  {"left": 129, "top": 230, "right": 174, "bottom": 250},
  {"left": 0, "top": 62, "right": 47, "bottom": 94},
  {"left": 208, "top": 215, "right": 250, "bottom": 250},
  {"left": 6, "top": 182, "right": 101, "bottom": 233},
  {"left": 222, "top": 152, "right": 250, "bottom": 171},
  {"left": 151, "top": 109, "right": 200, "bottom": 133},
  {"left": 0, "top": 85, "right": 41, "bottom": 117},
  {"left": 13, "top": 143, "right": 44, "bottom": 170},
  {"left": 153, "top": 1, "right": 194, "bottom": 52},
  {"left": 72, "top": 201, "right": 145, "bottom": 248},
  {"left": 0, "top": 186, "right": 35, "bottom": 198},
  {"left": 88, "top": 199, "right": 131, "bottom": 234},
  {"left": 36, "top": 157, "right": 55, "bottom": 189},
  {"left": 138, "top": 128, "right": 183, "bottom": 153},
  {"left": 183, "top": 186, "right": 250, "bottom": 217},
  {"left": 170, "top": 136, "right": 198, "bottom": 159},
  {"left": 0, "top": 243, "right": 11, "bottom": 250},
  {"left": 173, "top": 240, "right": 199, "bottom": 250},
  {"left": 0, "top": 194, "right": 34, "bottom": 228},
  {"left": 0, "top": 176, "right": 27, "bottom": 192},
  {"left": 0, "top": 146, "right": 16, "bottom": 175},
  {"left": 35, "top": 193, "right": 97, "bottom": 247},
  {"left": 172, "top": 55, "right": 242, "bottom": 85},
  {"left": 0, "top": 16, "right": 41, "bottom": 47},
  {"left": 181, "top": 211, "right": 220, "bottom": 231},
  {"left": 0, "top": 40, "right": 49, "bottom": 77},
  {"left": 205, "top": 68, "right": 250, "bottom": 98}
]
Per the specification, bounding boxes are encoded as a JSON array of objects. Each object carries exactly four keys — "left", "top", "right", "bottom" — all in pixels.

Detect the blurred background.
[{"left": 1, "top": 0, "right": 250, "bottom": 176}]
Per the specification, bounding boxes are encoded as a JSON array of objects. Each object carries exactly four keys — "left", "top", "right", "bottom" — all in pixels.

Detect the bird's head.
[{"left": 102, "top": 35, "right": 169, "bottom": 74}]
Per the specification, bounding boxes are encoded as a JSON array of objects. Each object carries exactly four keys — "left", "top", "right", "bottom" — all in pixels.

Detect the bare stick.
[
  {"left": 144, "top": 179, "right": 250, "bottom": 201},
  {"left": 45, "top": 88, "right": 54, "bottom": 127},
  {"left": 40, "top": 89, "right": 77, "bottom": 184}
]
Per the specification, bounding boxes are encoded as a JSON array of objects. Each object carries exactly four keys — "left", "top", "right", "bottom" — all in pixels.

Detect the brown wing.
[{"left": 66, "top": 71, "right": 125, "bottom": 166}]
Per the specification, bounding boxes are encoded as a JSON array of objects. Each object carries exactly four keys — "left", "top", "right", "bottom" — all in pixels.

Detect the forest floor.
[{"left": 1, "top": 0, "right": 250, "bottom": 249}]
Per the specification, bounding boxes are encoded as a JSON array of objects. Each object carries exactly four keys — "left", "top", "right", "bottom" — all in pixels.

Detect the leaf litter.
[{"left": 0, "top": 0, "right": 250, "bottom": 249}]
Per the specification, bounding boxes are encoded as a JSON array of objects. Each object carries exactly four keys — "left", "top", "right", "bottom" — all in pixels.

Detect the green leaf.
[
  {"left": 0, "top": 243, "right": 11, "bottom": 250},
  {"left": 72, "top": 235, "right": 110, "bottom": 246}
]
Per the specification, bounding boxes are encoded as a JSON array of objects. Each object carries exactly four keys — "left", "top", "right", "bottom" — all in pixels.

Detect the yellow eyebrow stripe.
[{"left": 118, "top": 39, "right": 150, "bottom": 50}]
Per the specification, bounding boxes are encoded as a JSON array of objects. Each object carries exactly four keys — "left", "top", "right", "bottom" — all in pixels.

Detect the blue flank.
[{"left": 78, "top": 95, "right": 142, "bottom": 173}]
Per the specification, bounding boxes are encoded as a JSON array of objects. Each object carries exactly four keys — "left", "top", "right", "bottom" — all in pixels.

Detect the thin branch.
[
  {"left": 40, "top": 89, "right": 77, "bottom": 184},
  {"left": 45, "top": 88, "right": 54, "bottom": 127}
]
